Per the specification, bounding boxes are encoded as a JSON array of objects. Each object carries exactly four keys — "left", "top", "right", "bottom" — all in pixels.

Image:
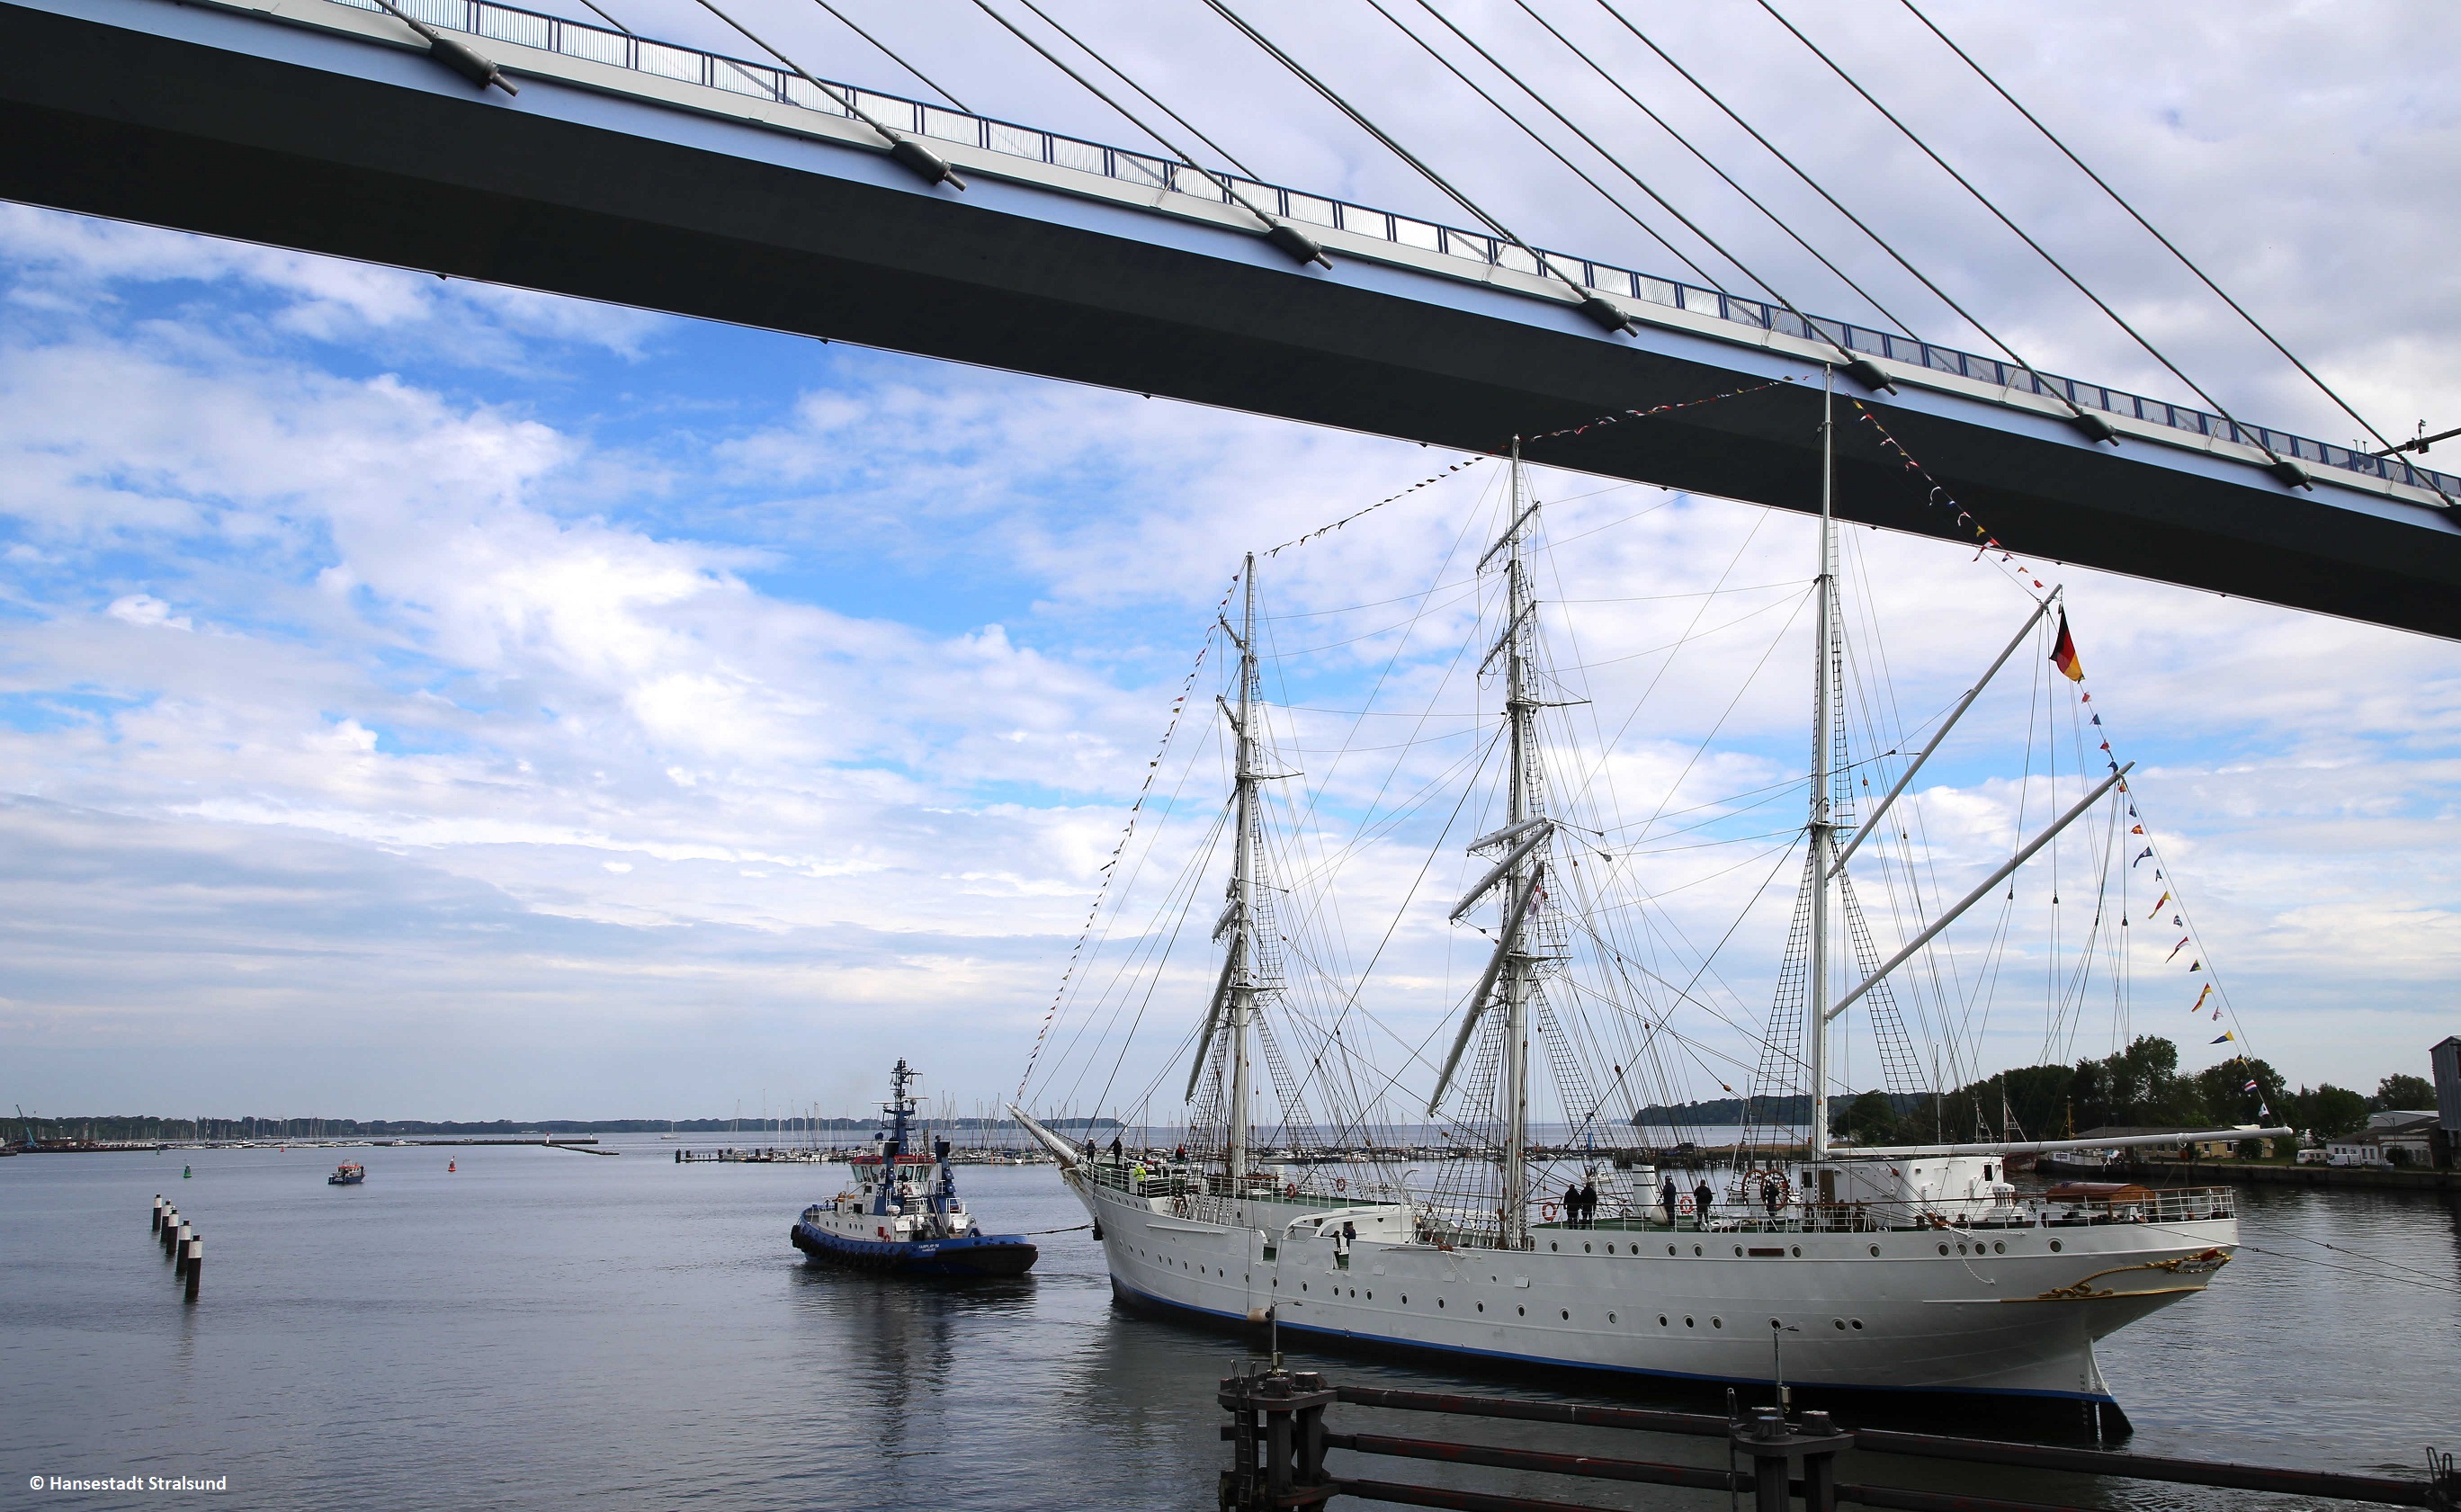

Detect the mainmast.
[
  {"left": 1226, "top": 554, "right": 1259, "bottom": 1188},
  {"left": 1499, "top": 444, "right": 1537, "bottom": 1249},
  {"left": 1809, "top": 369, "right": 1837, "bottom": 1159}
]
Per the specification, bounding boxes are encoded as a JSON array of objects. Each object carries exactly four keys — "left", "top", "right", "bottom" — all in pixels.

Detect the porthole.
[
  {"left": 1937, "top": 1243, "right": 1949, "bottom": 1256},
  {"left": 1349, "top": 1289, "right": 1356, "bottom": 1297},
  {"left": 1583, "top": 1243, "right": 1592, "bottom": 1253},
  {"left": 2049, "top": 1239, "right": 2063, "bottom": 1253},
  {"left": 1658, "top": 1314, "right": 1669, "bottom": 1327},
  {"left": 1437, "top": 1298, "right": 1445, "bottom": 1308},
  {"left": 1832, "top": 1319, "right": 1846, "bottom": 1330},
  {"left": 1476, "top": 1302, "right": 1484, "bottom": 1312},
  {"left": 1561, "top": 1309, "right": 1570, "bottom": 1320},
  {"left": 1993, "top": 1241, "right": 2006, "bottom": 1255},
  {"left": 1868, "top": 1245, "right": 1880, "bottom": 1257},
  {"left": 1693, "top": 1245, "right": 1704, "bottom": 1257},
  {"left": 1790, "top": 1246, "right": 1802, "bottom": 1257},
  {"left": 1684, "top": 1316, "right": 1695, "bottom": 1328},
  {"left": 1850, "top": 1319, "right": 1865, "bottom": 1330},
  {"left": 1768, "top": 1318, "right": 1781, "bottom": 1330},
  {"left": 1550, "top": 1242, "right": 1559, "bottom": 1252},
  {"left": 1607, "top": 1312, "right": 1617, "bottom": 1323},
  {"left": 1668, "top": 1246, "right": 1678, "bottom": 1257},
  {"left": 1712, "top": 1316, "right": 1723, "bottom": 1329},
  {"left": 1733, "top": 1245, "right": 1744, "bottom": 1257},
  {"left": 1958, "top": 1243, "right": 1970, "bottom": 1256},
  {"left": 1400, "top": 1295, "right": 1408, "bottom": 1304},
  {"left": 1302, "top": 1283, "right": 1308, "bottom": 1292},
  {"left": 1366, "top": 1291, "right": 1374, "bottom": 1300},
  {"left": 1517, "top": 1305, "right": 1526, "bottom": 1316}
]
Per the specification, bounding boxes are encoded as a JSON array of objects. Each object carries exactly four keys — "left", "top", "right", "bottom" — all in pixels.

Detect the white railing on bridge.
[{"left": 343, "top": 0, "right": 2461, "bottom": 501}]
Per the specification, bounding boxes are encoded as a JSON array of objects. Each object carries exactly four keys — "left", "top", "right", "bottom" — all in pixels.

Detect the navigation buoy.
[
  {"left": 448, "top": 1160, "right": 456, "bottom": 1172},
  {"left": 182, "top": 1165, "right": 192, "bottom": 1179}
]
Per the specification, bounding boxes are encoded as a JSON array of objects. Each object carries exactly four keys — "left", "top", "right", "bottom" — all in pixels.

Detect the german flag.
[{"left": 2050, "top": 609, "right": 2084, "bottom": 682}]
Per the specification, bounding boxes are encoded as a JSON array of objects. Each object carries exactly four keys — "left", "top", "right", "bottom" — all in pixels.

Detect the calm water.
[{"left": 4, "top": 1139, "right": 2456, "bottom": 1510}]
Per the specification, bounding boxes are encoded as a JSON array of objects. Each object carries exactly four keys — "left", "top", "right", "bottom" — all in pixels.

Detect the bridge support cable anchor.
[
  {"left": 686, "top": 0, "right": 963, "bottom": 191},
  {"left": 364, "top": 0, "right": 517, "bottom": 94}
]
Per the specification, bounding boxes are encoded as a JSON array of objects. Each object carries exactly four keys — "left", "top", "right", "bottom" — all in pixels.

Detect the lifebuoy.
[
  {"left": 1333, "top": 1177, "right": 1347, "bottom": 1193},
  {"left": 1284, "top": 1181, "right": 1298, "bottom": 1198},
  {"left": 1677, "top": 1194, "right": 1696, "bottom": 1214},
  {"left": 1542, "top": 1202, "right": 1559, "bottom": 1221}
]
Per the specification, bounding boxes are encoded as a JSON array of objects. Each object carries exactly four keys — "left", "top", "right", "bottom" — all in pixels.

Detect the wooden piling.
[
  {"left": 173, "top": 1221, "right": 192, "bottom": 1278},
  {"left": 151, "top": 1195, "right": 164, "bottom": 1233},
  {"left": 183, "top": 1235, "right": 201, "bottom": 1302},
  {"left": 160, "top": 1209, "right": 179, "bottom": 1256}
]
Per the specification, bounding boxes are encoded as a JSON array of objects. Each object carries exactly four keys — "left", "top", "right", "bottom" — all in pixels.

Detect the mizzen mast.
[{"left": 1809, "top": 368, "right": 1839, "bottom": 1159}]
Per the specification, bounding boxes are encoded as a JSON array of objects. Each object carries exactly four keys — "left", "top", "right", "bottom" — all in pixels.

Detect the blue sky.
[{"left": 3, "top": 0, "right": 2457, "bottom": 1120}]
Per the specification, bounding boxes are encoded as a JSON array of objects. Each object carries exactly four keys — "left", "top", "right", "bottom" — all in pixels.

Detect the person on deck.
[
  {"left": 1109, "top": 1136, "right": 1123, "bottom": 1160},
  {"left": 1693, "top": 1179, "right": 1715, "bottom": 1230},
  {"left": 1579, "top": 1180, "right": 1598, "bottom": 1229},
  {"left": 1560, "top": 1181, "right": 1580, "bottom": 1227},
  {"left": 1763, "top": 1176, "right": 1784, "bottom": 1220},
  {"left": 1660, "top": 1177, "right": 1678, "bottom": 1229}
]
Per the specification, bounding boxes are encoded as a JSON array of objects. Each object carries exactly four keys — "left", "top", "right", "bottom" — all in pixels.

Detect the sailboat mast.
[
  {"left": 1809, "top": 369, "right": 1837, "bottom": 1159},
  {"left": 1227, "top": 553, "right": 1258, "bottom": 1187},
  {"left": 1501, "top": 443, "right": 1534, "bottom": 1249}
]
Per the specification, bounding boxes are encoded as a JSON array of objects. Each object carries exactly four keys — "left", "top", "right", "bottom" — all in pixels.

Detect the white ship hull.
[{"left": 1066, "top": 1174, "right": 2233, "bottom": 1403}]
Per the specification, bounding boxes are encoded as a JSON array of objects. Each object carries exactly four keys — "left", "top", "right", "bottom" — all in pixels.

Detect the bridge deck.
[{"left": 3, "top": 0, "right": 2456, "bottom": 634}]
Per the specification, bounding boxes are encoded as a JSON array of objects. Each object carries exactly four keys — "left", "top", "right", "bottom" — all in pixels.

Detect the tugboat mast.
[{"left": 1809, "top": 368, "right": 1838, "bottom": 1160}]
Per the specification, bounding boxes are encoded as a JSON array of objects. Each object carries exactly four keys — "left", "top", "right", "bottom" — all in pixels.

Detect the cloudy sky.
[{"left": 2, "top": 0, "right": 2455, "bottom": 1121}]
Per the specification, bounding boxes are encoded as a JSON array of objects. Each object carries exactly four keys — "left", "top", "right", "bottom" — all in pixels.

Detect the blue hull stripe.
[{"left": 1108, "top": 1275, "right": 2116, "bottom": 1407}]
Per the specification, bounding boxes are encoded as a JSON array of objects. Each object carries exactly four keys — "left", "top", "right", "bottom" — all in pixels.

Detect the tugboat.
[
  {"left": 327, "top": 1161, "right": 365, "bottom": 1185},
  {"left": 791, "top": 1061, "right": 1037, "bottom": 1277}
]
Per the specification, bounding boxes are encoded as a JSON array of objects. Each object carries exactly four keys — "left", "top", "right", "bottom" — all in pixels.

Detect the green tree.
[
  {"left": 2289, "top": 1084, "right": 2368, "bottom": 1138},
  {"left": 1832, "top": 1089, "right": 1900, "bottom": 1146},
  {"left": 2194, "top": 1057, "right": 2284, "bottom": 1128},
  {"left": 2375, "top": 1073, "right": 2435, "bottom": 1111},
  {"left": 2073, "top": 1036, "right": 2198, "bottom": 1127}
]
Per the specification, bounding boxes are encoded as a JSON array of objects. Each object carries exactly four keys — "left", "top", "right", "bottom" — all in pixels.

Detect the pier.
[{"left": 1218, "top": 1367, "right": 2461, "bottom": 1511}]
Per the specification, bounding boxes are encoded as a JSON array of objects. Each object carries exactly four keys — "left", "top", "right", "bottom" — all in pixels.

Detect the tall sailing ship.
[{"left": 1017, "top": 380, "right": 2269, "bottom": 1416}]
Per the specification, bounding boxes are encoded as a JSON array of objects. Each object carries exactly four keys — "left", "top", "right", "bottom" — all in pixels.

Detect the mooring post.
[
  {"left": 161, "top": 1209, "right": 180, "bottom": 1257},
  {"left": 1731, "top": 1405, "right": 1852, "bottom": 1512},
  {"left": 173, "top": 1221, "right": 193, "bottom": 1279},
  {"left": 1218, "top": 1365, "right": 1335, "bottom": 1511},
  {"left": 151, "top": 1195, "right": 164, "bottom": 1233},
  {"left": 183, "top": 1234, "right": 201, "bottom": 1302}
]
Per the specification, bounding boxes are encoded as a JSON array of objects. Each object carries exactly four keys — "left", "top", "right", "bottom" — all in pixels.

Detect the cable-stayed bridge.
[{"left": 4, "top": 0, "right": 2456, "bottom": 634}]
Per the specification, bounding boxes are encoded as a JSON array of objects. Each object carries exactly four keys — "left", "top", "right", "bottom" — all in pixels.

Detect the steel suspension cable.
[
  {"left": 1589, "top": 0, "right": 2100, "bottom": 432},
  {"left": 1400, "top": 0, "right": 1893, "bottom": 380},
  {"left": 972, "top": 0, "right": 1330, "bottom": 264},
  {"left": 1893, "top": 0, "right": 2446, "bottom": 501},
  {"left": 1194, "top": 0, "right": 1639, "bottom": 329},
  {"left": 1501, "top": 0, "right": 1917, "bottom": 339},
  {"left": 1756, "top": 0, "right": 2303, "bottom": 470},
  {"left": 1356, "top": 0, "right": 1726, "bottom": 291},
  {"left": 1005, "top": 0, "right": 1260, "bottom": 179},
  {"left": 1398, "top": 0, "right": 1870, "bottom": 354},
  {"left": 807, "top": 0, "right": 970, "bottom": 110}
]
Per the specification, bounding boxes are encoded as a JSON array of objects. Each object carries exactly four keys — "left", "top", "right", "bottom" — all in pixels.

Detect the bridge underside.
[{"left": 2, "top": 0, "right": 2456, "bottom": 637}]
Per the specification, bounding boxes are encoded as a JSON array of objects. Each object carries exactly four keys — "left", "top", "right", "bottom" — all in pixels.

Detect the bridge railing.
[{"left": 340, "top": 0, "right": 2461, "bottom": 501}]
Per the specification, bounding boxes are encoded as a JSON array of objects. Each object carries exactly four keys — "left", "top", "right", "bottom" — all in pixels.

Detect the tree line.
[{"left": 1830, "top": 1034, "right": 2430, "bottom": 1147}]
